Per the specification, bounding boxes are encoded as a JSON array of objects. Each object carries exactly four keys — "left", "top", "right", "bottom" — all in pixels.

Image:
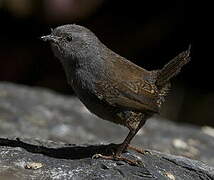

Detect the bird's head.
[{"left": 41, "top": 24, "right": 100, "bottom": 62}]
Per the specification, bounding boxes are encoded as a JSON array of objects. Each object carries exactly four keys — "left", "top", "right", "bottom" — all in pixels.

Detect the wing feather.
[{"left": 94, "top": 79, "right": 159, "bottom": 113}]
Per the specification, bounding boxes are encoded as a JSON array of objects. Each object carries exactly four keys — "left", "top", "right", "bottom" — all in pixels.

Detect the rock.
[
  {"left": 0, "top": 138, "right": 214, "bottom": 180},
  {"left": 0, "top": 82, "right": 214, "bottom": 179}
]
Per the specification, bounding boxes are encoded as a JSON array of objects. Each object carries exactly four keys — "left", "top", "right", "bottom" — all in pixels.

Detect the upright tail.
[{"left": 156, "top": 45, "right": 191, "bottom": 88}]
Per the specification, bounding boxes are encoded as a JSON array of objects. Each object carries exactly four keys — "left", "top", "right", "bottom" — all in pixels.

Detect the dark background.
[{"left": 0, "top": 0, "right": 212, "bottom": 126}]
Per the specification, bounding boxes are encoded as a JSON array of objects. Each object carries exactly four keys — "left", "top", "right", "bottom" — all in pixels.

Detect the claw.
[
  {"left": 127, "top": 145, "right": 151, "bottom": 155},
  {"left": 92, "top": 153, "right": 143, "bottom": 166}
]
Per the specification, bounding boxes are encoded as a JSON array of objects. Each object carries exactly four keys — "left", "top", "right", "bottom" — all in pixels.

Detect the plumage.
[{"left": 41, "top": 24, "right": 191, "bottom": 164}]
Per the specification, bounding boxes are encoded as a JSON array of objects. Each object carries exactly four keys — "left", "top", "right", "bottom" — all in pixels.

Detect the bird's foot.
[
  {"left": 92, "top": 153, "right": 142, "bottom": 166},
  {"left": 127, "top": 145, "right": 151, "bottom": 155}
]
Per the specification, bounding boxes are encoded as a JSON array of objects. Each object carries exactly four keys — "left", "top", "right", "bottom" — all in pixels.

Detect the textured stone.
[{"left": 0, "top": 82, "right": 214, "bottom": 179}]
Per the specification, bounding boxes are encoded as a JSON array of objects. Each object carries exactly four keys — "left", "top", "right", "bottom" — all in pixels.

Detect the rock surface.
[{"left": 0, "top": 82, "right": 214, "bottom": 179}]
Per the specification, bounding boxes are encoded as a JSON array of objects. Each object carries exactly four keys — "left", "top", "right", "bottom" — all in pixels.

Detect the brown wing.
[
  {"left": 94, "top": 50, "right": 160, "bottom": 113},
  {"left": 94, "top": 79, "right": 159, "bottom": 113}
]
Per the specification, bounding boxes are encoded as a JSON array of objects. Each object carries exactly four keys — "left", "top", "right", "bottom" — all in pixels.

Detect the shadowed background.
[{"left": 0, "top": 0, "right": 212, "bottom": 126}]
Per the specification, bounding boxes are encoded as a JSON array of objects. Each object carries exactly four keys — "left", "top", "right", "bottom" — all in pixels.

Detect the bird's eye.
[{"left": 65, "top": 35, "right": 72, "bottom": 42}]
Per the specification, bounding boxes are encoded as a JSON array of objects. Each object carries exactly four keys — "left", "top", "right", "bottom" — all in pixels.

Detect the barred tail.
[{"left": 156, "top": 45, "right": 191, "bottom": 88}]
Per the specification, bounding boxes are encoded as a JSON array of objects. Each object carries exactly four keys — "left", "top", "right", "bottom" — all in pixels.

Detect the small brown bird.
[{"left": 41, "top": 24, "right": 191, "bottom": 164}]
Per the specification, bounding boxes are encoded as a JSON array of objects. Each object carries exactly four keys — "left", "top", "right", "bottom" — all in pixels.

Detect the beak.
[{"left": 40, "top": 35, "right": 61, "bottom": 44}]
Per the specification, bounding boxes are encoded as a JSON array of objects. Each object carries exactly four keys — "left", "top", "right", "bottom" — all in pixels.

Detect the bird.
[{"left": 41, "top": 24, "right": 191, "bottom": 165}]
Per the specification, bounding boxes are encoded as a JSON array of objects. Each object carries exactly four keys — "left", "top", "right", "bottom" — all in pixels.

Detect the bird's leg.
[
  {"left": 93, "top": 117, "right": 147, "bottom": 165},
  {"left": 115, "top": 114, "right": 148, "bottom": 157},
  {"left": 115, "top": 128, "right": 140, "bottom": 156},
  {"left": 93, "top": 129, "right": 142, "bottom": 165}
]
